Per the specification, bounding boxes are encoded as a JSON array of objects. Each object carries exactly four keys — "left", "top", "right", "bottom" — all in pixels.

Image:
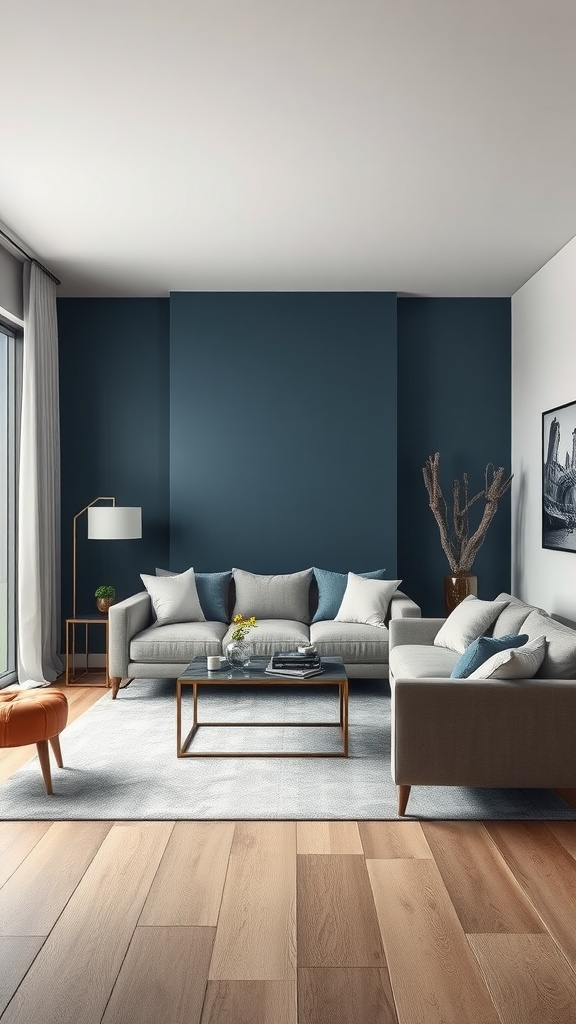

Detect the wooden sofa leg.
[
  {"left": 110, "top": 677, "right": 121, "bottom": 700},
  {"left": 397, "top": 785, "right": 411, "bottom": 816}
]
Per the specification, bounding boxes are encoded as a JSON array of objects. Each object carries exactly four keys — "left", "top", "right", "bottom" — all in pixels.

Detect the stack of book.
[{"left": 265, "top": 649, "right": 324, "bottom": 679}]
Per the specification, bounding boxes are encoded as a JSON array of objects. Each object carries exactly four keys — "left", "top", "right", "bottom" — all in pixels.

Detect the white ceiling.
[{"left": 1, "top": 0, "right": 576, "bottom": 297}]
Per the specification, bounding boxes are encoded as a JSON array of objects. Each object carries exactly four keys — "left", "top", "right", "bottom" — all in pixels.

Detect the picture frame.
[{"left": 542, "top": 399, "right": 576, "bottom": 552}]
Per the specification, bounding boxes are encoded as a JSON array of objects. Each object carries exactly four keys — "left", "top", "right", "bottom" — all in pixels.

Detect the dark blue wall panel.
[
  {"left": 397, "top": 298, "right": 511, "bottom": 616},
  {"left": 57, "top": 292, "right": 512, "bottom": 642},
  {"left": 169, "top": 292, "right": 397, "bottom": 575},
  {"left": 58, "top": 298, "right": 170, "bottom": 644}
]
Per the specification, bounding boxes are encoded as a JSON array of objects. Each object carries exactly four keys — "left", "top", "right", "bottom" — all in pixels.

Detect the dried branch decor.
[{"left": 423, "top": 453, "right": 513, "bottom": 575}]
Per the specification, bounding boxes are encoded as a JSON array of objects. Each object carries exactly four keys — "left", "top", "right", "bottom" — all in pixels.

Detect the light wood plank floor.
[{"left": 1, "top": 683, "right": 576, "bottom": 1023}]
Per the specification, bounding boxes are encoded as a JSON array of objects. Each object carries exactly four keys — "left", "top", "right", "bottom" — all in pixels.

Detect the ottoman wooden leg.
[
  {"left": 36, "top": 740, "right": 53, "bottom": 796},
  {"left": 49, "top": 734, "right": 64, "bottom": 769}
]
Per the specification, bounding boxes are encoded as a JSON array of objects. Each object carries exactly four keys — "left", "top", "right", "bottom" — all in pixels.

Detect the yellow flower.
[{"left": 229, "top": 612, "right": 258, "bottom": 642}]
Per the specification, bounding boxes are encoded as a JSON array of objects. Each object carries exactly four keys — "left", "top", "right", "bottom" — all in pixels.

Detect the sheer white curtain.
[{"left": 17, "top": 263, "right": 63, "bottom": 686}]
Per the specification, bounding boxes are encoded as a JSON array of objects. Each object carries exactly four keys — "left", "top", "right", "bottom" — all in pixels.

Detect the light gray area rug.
[{"left": 1, "top": 679, "right": 575, "bottom": 820}]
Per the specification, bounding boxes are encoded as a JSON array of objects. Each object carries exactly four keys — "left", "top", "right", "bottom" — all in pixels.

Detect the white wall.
[{"left": 512, "top": 234, "right": 576, "bottom": 620}]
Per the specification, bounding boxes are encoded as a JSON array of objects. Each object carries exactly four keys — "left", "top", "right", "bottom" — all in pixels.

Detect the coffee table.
[{"left": 176, "top": 656, "right": 349, "bottom": 757}]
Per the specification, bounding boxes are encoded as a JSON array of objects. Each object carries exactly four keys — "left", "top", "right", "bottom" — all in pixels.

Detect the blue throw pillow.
[
  {"left": 450, "top": 634, "right": 529, "bottom": 679},
  {"left": 155, "top": 568, "right": 231, "bottom": 623},
  {"left": 312, "top": 567, "right": 387, "bottom": 622},
  {"left": 196, "top": 571, "right": 232, "bottom": 623}
]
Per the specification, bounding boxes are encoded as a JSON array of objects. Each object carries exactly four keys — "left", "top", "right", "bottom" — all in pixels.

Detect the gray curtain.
[{"left": 17, "top": 263, "right": 63, "bottom": 686}]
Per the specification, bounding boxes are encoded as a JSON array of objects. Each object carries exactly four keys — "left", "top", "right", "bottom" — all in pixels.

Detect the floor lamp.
[{"left": 72, "top": 497, "right": 142, "bottom": 616}]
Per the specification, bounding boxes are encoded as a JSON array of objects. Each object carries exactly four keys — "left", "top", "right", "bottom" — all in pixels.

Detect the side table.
[{"left": 65, "top": 616, "right": 110, "bottom": 687}]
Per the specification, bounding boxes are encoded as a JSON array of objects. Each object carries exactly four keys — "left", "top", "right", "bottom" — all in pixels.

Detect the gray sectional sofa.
[
  {"left": 108, "top": 573, "right": 420, "bottom": 699},
  {"left": 389, "top": 592, "right": 576, "bottom": 815}
]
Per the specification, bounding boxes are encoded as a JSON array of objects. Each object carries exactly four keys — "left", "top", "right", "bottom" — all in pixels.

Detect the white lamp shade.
[{"left": 87, "top": 506, "right": 142, "bottom": 540}]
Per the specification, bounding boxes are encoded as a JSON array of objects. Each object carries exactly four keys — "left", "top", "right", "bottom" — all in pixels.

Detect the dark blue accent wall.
[
  {"left": 397, "top": 298, "right": 512, "bottom": 616},
  {"left": 57, "top": 292, "right": 512, "bottom": 642},
  {"left": 169, "top": 292, "right": 398, "bottom": 574},
  {"left": 58, "top": 298, "right": 170, "bottom": 645}
]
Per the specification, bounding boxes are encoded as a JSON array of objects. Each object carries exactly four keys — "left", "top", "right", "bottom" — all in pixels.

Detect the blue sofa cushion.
[
  {"left": 450, "top": 633, "right": 528, "bottom": 679},
  {"left": 312, "top": 567, "right": 387, "bottom": 623}
]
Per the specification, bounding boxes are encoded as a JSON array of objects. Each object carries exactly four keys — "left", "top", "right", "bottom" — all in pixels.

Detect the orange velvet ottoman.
[{"left": 0, "top": 691, "right": 68, "bottom": 794}]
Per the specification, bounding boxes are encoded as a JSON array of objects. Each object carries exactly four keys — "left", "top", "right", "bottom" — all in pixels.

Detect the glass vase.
[{"left": 226, "top": 639, "right": 251, "bottom": 669}]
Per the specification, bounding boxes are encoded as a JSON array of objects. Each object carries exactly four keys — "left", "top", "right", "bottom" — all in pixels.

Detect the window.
[{"left": 0, "top": 328, "right": 16, "bottom": 684}]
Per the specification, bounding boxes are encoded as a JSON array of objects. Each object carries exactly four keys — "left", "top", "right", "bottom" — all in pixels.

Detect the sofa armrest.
[
  {"left": 389, "top": 591, "right": 421, "bottom": 620},
  {"left": 109, "top": 592, "right": 153, "bottom": 678},
  {"left": 389, "top": 617, "right": 445, "bottom": 650}
]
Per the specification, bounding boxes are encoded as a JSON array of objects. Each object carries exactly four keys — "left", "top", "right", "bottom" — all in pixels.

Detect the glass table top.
[{"left": 179, "top": 655, "right": 347, "bottom": 682}]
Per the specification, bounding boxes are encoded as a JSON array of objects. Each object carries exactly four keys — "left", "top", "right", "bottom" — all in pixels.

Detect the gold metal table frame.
[
  {"left": 176, "top": 657, "right": 349, "bottom": 758},
  {"left": 65, "top": 616, "right": 110, "bottom": 687}
]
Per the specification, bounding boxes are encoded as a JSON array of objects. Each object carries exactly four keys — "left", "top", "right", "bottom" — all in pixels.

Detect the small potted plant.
[{"left": 95, "top": 585, "right": 116, "bottom": 614}]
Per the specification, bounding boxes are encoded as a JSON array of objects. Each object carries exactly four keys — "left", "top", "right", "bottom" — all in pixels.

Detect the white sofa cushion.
[
  {"left": 310, "top": 620, "right": 389, "bottom": 663},
  {"left": 222, "top": 618, "right": 310, "bottom": 657},
  {"left": 155, "top": 567, "right": 231, "bottom": 623},
  {"left": 232, "top": 568, "right": 313, "bottom": 624},
  {"left": 140, "top": 568, "right": 205, "bottom": 626},
  {"left": 130, "top": 621, "right": 227, "bottom": 663},
  {"left": 434, "top": 595, "right": 507, "bottom": 654},
  {"left": 335, "top": 573, "right": 401, "bottom": 628},
  {"left": 390, "top": 644, "right": 461, "bottom": 679}
]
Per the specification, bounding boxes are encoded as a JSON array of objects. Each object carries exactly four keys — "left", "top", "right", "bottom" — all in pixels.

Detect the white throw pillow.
[
  {"left": 334, "top": 573, "right": 401, "bottom": 628},
  {"left": 140, "top": 567, "right": 205, "bottom": 626},
  {"left": 468, "top": 635, "right": 547, "bottom": 679},
  {"left": 434, "top": 595, "right": 508, "bottom": 654}
]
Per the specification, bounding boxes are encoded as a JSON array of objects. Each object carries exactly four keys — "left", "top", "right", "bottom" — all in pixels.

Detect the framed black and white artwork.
[{"left": 543, "top": 400, "right": 576, "bottom": 552}]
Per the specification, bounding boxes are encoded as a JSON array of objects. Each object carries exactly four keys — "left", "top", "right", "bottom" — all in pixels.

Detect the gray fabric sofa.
[
  {"left": 109, "top": 586, "right": 420, "bottom": 699},
  {"left": 389, "top": 592, "right": 576, "bottom": 816}
]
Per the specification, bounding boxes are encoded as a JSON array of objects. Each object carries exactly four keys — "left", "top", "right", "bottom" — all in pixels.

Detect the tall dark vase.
[{"left": 444, "top": 574, "right": 477, "bottom": 615}]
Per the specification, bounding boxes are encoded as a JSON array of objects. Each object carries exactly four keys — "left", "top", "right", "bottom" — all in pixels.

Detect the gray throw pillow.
[
  {"left": 522, "top": 609, "right": 576, "bottom": 678},
  {"left": 232, "top": 568, "right": 313, "bottom": 623},
  {"left": 491, "top": 595, "right": 535, "bottom": 638}
]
